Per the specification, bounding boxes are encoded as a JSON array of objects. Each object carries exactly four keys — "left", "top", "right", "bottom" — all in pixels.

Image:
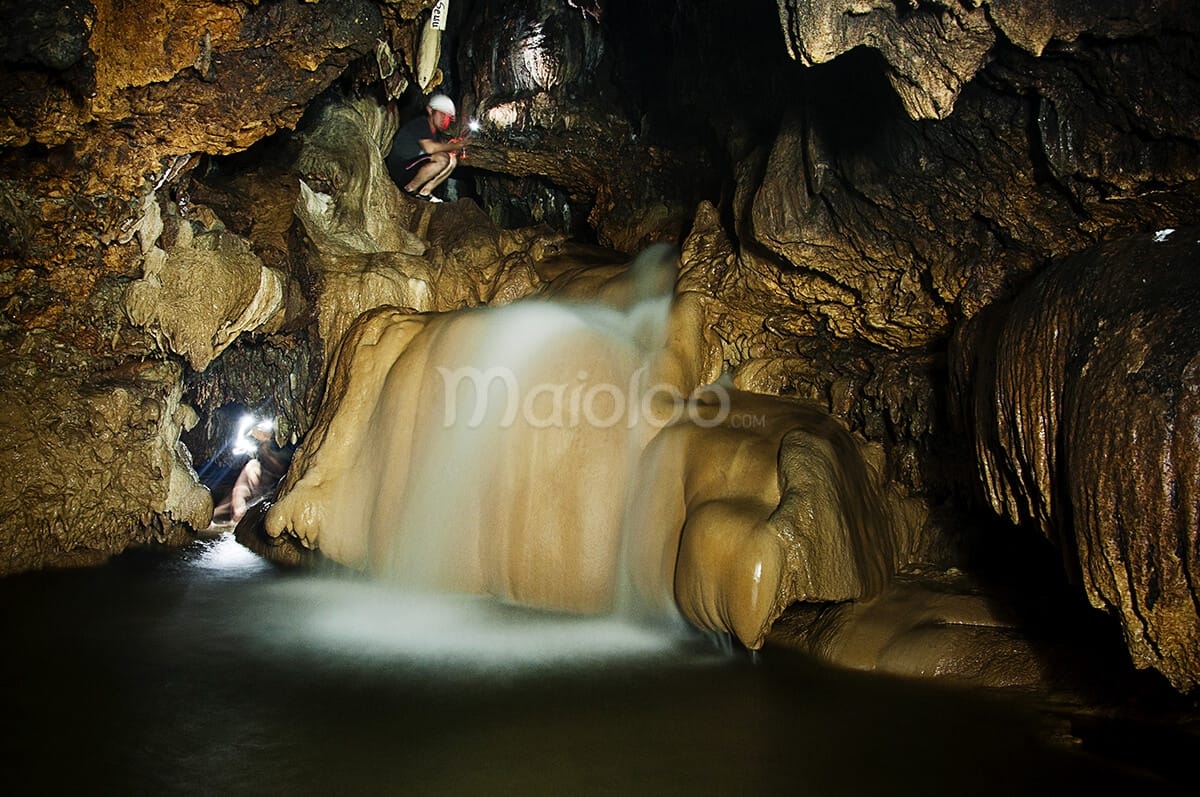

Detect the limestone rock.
[
  {"left": 0, "top": 355, "right": 210, "bottom": 574},
  {"left": 459, "top": 0, "right": 708, "bottom": 253},
  {"left": 950, "top": 228, "right": 1200, "bottom": 691},
  {"left": 290, "top": 95, "right": 559, "bottom": 360},
  {"left": 774, "top": 0, "right": 995, "bottom": 120},
  {"left": 262, "top": 254, "right": 912, "bottom": 648},
  {"left": 122, "top": 221, "right": 287, "bottom": 372},
  {"left": 313, "top": 252, "right": 439, "bottom": 355},
  {"left": 773, "top": 0, "right": 1185, "bottom": 120},
  {"left": 741, "top": 20, "right": 1200, "bottom": 348},
  {"left": 986, "top": 0, "right": 1152, "bottom": 56},
  {"left": 294, "top": 97, "right": 426, "bottom": 256},
  {"left": 771, "top": 571, "right": 1050, "bottom": 688}
]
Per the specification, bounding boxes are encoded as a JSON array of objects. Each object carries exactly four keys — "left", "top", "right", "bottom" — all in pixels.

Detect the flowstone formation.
[
  {"left": 246, "top": 91, "right": 928, "bottom": 651},
  {"left": 263, "top": 247, "right": 916, "bottom": 649},
  {"left": 951, "top": 229, "right": 1200, "bottom": 692}
]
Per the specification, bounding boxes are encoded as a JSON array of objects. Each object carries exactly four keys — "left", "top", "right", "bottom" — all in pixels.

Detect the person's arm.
[{"left": 418, "top": 135, "right": 469, "bottom": 155}]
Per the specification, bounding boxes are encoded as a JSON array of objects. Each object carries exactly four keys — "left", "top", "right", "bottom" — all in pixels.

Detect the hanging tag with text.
[{"left": 431, "top": 0, "right": 450, "bottom": 31}]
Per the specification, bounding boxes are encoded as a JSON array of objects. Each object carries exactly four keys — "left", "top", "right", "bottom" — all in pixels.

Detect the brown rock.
[{"left": 951, "top": 227, "right": 1200, "bottom": 691}]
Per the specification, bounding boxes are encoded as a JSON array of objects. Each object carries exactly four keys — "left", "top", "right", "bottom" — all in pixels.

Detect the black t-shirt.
[{"left": 387, "top": 115, "right": 445, "bottom": 179}]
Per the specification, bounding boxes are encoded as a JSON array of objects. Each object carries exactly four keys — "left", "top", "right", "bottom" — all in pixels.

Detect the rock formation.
[
  {"left": 773, "top": 1, "right": 1185, "bottom": 121},
  {"left": 951, "top": 228, "right": 1200, "bottom": 691},
  {"left": 0, "top": 0, "right": 386, "bottom": 571},
  {"left": 0, "top": 355, "right": 210, "bottom": 572},
  {"left": 263, "top": 247, "right": 916, "bottom": 649}
]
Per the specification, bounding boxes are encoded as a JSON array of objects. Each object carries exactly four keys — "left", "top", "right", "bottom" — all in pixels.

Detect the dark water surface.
[{"left": 1, "top": 535, "right": 1193, "bottom": 795}]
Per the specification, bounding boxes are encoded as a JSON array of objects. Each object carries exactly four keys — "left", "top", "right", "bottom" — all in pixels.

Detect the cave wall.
[
  {"left": 728, "top": 1, "right": 1200, "bottom": 350},
  {"left": 950, "top": 228, "right": 1200, "bottom": 692}
]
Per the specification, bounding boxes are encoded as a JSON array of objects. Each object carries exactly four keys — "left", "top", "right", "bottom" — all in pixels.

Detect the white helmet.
[{"left": 427, "top": 94, "right": 456, "bottom": 118}]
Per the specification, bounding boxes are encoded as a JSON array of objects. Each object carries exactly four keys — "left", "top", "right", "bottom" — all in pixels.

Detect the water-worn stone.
[{"left": 950, "top": 228, "right": 1200, "bottom": 691}]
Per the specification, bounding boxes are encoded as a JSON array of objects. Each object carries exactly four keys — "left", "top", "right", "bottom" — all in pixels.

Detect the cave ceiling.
[{"left": 3, "top": 0, "right": 1196, "bottom": 345}]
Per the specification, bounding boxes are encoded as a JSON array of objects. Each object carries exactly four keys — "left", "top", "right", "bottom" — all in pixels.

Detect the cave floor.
[{"left": 1, "top": 534, "right": 1196, "bottom": 796}]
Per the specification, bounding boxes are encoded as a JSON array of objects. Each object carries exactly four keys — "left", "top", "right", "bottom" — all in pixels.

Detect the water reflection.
[{"left": 0, "top": 537, "right": 1193, "bottom": 796}]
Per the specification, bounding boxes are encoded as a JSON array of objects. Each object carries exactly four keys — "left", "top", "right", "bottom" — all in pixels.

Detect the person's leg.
[
  {"left": 417, "top": 153, "right": 458, "bottom": 195},
  {"left": 403, "top": 152, "right": 451, "bottom": 195}
]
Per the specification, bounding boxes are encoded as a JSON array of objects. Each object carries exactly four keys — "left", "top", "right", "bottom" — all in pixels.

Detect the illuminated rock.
[
  {"left": 122, "top": 216, "right": 287, "bottom": 372},
  {"left": 0, "top": 359, "right": 211, "bottom": 573},
  {"left": 265, "top": 249, "right": 908, "bottom": 646}
]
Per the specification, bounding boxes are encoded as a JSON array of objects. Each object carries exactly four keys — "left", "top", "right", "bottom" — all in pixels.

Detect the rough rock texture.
[
  {"left": 0, "top": 352, "right": 210, "bottom": 573},
  {"left": 0, "top": 0, "right": 1197, "bottom": 697},
  {"left": 288, "top": 94, "right": 570, "bottom": 361},
  {"left": 294, "top": 97, "right": 425, "bottom": 256},
  {"left": 744, "top": 25, "right": 1200, "bottom": 349},
  {"left": 773, "top": 0, "right": 1183, "bottom": 120},
  {"left": 950, "top": 229, "right": 1200, "bottom": 691},
  {"left": 183, "top": 330, "right": 322, "bottom": 455},
  {"left": 2, "top": 0, "right": 383, "bottom": 186},
  {"left": 459, "top": 0, "right": 711, "bottom": 252},
  {"left": 776, "top": 0, "right": 995, "bottom": 120},
  {"left": 0, "top": 0, "right": 385, "bottom": 573},
  {"left": 123, "top": 210, "right": 288, "bottom": 371}
]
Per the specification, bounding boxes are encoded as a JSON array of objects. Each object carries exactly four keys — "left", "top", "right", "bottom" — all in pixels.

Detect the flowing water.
[{"left": 2, "top": 534, "right": 1194, "bottom": 795}]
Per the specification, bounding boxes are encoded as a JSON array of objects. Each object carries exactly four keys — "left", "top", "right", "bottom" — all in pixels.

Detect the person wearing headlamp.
[{"left": 386, "top": 93, "right": 470, "bottom": 203}]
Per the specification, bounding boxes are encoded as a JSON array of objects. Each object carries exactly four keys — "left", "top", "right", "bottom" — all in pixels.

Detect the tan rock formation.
[
  {"left": 0, "top": 0, "right": 386, "bottom": 573},
  {"left": 0, "top": 356, "right": 210, "bottom": 573},
  {"left": 122, "top": 213, "right": 287, "bottom": 372},
  {"left": 289, "top": 96, "right": 566, "bottom": 361},
  {"left": 263, "top": 248, "right": 913, "bottom": 647},
  {"left": 773, "top": 1, "right": 1183, "bottom": 120},
  {"left": 0, "top": 0, "right": 1194, "bottom": 702},
  {"left": 294, "top": 97, "right": 426, "bottom": 257},
  {"left": 774, "top": 0, "right": 995, "bottom": 120}
]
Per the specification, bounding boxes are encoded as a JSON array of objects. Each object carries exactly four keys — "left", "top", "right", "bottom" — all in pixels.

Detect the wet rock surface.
[{"left": 951, "top": 228, "right": 1200, "bottom": 691}]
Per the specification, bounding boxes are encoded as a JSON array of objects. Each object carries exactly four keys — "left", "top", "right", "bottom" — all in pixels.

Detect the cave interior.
[{"left": 2, "top": 0, "right": 1200, "bottom": 791}]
